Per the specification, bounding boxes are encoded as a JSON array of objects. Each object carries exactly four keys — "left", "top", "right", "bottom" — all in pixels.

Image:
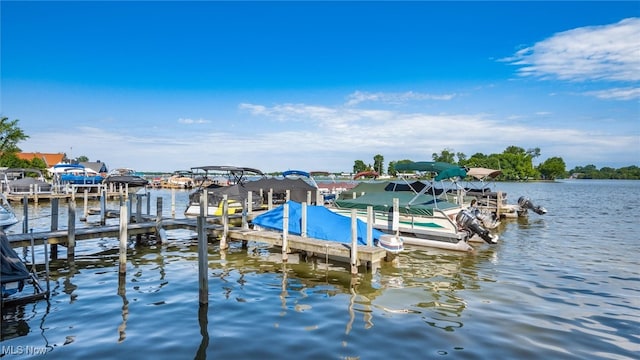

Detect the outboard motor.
[
  {"left": 517, "top": 196, "right": 547, "bottom": 215},
  {"left": 456, "top": 210, "right": 498, "bottom": 244}
]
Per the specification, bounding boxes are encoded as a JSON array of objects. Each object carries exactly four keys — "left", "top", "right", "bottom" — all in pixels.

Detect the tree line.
[{"left": 352, "top": 147, "right": 640, "bottom": 181}]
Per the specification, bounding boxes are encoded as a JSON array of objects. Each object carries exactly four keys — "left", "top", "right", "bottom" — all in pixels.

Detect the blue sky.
[{"left": 1, "top": 1, "right": 639, "bottom": 173}]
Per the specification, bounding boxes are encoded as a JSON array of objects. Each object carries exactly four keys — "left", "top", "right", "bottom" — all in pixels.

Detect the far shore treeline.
[
  {"left": 352, "top": 149, "right": 640, "bottom": 181},
  {"left": 1, "top": 117, "right": 638, "bottom": 181}
]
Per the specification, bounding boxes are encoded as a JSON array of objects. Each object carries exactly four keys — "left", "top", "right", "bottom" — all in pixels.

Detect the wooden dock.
[
  {"left": 6, "top": 213, "right": 388, "bottom": 272},
  {"left": 4, "top": 193, "right": 391, "bottom": 305}
]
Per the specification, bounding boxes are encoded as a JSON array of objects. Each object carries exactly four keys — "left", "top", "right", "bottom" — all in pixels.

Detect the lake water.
[{"left": 1, "top": 180, "right": 639, "bottom": 359}]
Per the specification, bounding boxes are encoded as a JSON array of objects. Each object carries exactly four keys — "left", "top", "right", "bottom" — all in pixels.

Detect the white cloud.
[
  {"left": 504, "top": 17, "right": 640, "bottom": 83},
  {"left": 178, "top": 118, "right": 210, "bottom": 124},
  {"left": 21, "top": 100, "right": 638, "bottom": 173},
  {"left": 345, "top": 90, "right": 456, "bottom": 106},
  {"left": 583, "top": 86, "right": 640, "bottom": 100}
]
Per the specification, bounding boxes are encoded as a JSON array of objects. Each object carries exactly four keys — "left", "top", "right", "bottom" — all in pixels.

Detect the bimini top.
[
  {"left": 395, "top": 161, "right": 467, "bottom": 181},
  {"left": 282, "top": 169, "right": 310, "bottom": 178},
  {"left": 191, "top": 165, "right": 264, "bottom": 175},
  {"left": 465, "top": 167, "right": 502, "bottom": 180}
]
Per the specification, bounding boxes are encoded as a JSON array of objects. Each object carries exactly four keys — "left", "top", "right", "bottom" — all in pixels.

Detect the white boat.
[
  {"left": 0, "top": 193, "right": 18, "bottom": 230},
  {"left": 0, "top": 168, "right": 52, "bottom": 194},
  {"left": 330, "top": 195, "right": 497, "bottom": 252},
  {"left": 103, "top": 168, "right": 149, "bottom": 192},
  {"left": 49, "top": 163, "right": 104, "bottom": 192},
  {"left": 331, "top": 162, "right": 499, "bottom": 251},
  {"left": 184, "top": 166, "right": 267, "bottom": 217},
  {"left": 464, "top": 167, "right": 547, "bottom": 218},
  {"left": 164, "top": 170, "right": 195, "bottom": 189}
]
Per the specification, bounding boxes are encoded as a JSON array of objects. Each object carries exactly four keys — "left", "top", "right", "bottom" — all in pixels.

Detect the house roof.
[
  {"left": 80, "top": 161, "right": 108, "bottom": 174},
  {"left": 16, "top": 152, "right": 65, "bottom": 167}
]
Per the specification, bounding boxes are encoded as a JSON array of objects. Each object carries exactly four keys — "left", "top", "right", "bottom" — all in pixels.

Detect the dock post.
[
  {"left": 366, "top": 206, "right": 374, "bottom": 247},
  {"left": 197, "top": 215, "right": 208, "bottom": 304},
  {"left": 282, "top": 203, "right": 289, "bottom": 262},
  {"left": 156, "top": 197, "right": 167, "bottom": 243},
  {"left": 301, "top": 202, "right": 307, "bottom": 237},
  {"left": 135, "top": 194, "right": 143, "bottom": 244},
  {"left": 81, "top": 189, "right": 89, "bottom": 221},
  {"left": 220, "top": 195, "right": 229, "bottom": 250},
  {"left": 68, "top": 198, "right": 76, "bottom": 259},
  {"left": 202, "top": 190, "right": 208, "bottom": 217},
  {"left": 392, "top": 198, "right": 400, "bottom": 236},
  {"left": 497, "top": 191, "right": 503, "bottom": 218},
  {"left": 268, "top": 189, "right": 273, "bottom": 210},
  {"left": 171, "top": 188, "right": 176, "bottom": 218},
  {"left": 135, "top": 194, "right": 143, "bottom": 223},
  {"left": 247, "top": 191, "right": 253, "bottom": 217},
  {"left": 286, "top": 189, "right": 290, "bottom": 202},
  {"left": 100, "top": 188, "right": 107, "bottom": 225},
  {"left": 241, "top": 199, "right": 248, "bottom": 231},
  {"left": 127, "top": 195, "right": 133, "bottom": 224},
  {"left": 22, "top": 194, "right": 28, "bottom": 234},
  {"left": 351, "top": 210, "right": 358, "bottom": 275},
  {"left": 241, "top": 199, "right": 248, "bottom": 248},
  {"left": 50, "top": 197, "right": 59, "bottom": 259},
  {"left": 146, "top": 191, "right": 151, "bottom": 216},
  {"left": 119, "top": 199, "right": 128, "bottom": 274},
  {"left": 306, "top": 191, "right": 311, "bottom": 205}
]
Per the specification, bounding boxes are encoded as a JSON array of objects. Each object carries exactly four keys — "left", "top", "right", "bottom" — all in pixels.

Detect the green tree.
[
  {"left": 432, "top": 148, "right": 456, "bottom": 163},
  {"left": 456, "top": 152, "right": 467, "bottom": 165},
  {"left": 537, "top": 157, "right": 566, "bottom": 180},
  {"left": 387, "top": 161, "right": 397, "bottom": 177},
  {"left": 77, "top": 155, "right": 89, "bottom": 162},
  {"left": 373, "top": 154, "right": 384, "bottom": 175},
  {"left": 0, "top": 117, "right": 29, "bottom": 167},
  {"left": 353, "top": 160, "right": 368, "bottom": 173}
]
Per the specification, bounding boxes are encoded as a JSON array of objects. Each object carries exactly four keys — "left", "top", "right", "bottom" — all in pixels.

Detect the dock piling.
[
  {"left": 119, "top": 199, "right": 128, "bottom": 274},
  {"left": 22, "top": 194, "right": 29, "bottom": 234},
  {"left": 51, "top": 198, "right": 59, "bottom": 259},
  {"left": 156, "top": 197, "right": 167, "bottom": 243},
  {"left": 366, "top": 206, "right": 373, "bottom": 247},
  {"left": 81, "top": 189, "right": 89, "bottom": 221},
  {"left": 197, "top": 215, "right": 208, "bottom": 304},
  {"left": 68, "top": 198, "right": 76, "bottom": 259},
  {"left": 220, "top": 195, "right": 229, "bottom": 250},
  {"left": 301, "top": 202, "right": 307, "bottom": 238},
  {"left": 282, "top": 203, "right": 289, "bottom": 262},
  {"left": 350, "top": 210, "right": 358, "bottom": 275}
]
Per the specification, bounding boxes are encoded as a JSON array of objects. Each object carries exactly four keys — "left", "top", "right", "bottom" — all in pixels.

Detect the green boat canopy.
[{"left": 395, "top": 161, "right": 467, "bottom": 181}]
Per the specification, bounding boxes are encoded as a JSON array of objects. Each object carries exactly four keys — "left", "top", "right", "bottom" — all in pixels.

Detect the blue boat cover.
[{"left": 252, "top": 201, "right": 384, "bottom": 245}]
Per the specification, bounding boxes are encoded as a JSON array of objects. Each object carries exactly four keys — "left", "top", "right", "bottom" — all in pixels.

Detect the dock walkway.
[{"left": 6, "top": 217, "right": 388, "bottom": 272}]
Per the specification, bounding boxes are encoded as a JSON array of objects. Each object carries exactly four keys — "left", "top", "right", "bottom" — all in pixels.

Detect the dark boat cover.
[
  {"left": 252, "top": 201, "right": 384, "bottom": 245},
  {"left": 244, "top": 178, "right": 318, "bottom": 204},
  {"left": 1, "top": 231, "right": 30, "bottom": 284},
  {"left": 103, "top": 175, "right": 149, "bottom": 187}
]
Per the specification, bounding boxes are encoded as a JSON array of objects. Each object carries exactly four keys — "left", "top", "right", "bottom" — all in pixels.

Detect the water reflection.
[
  {"left": 117, "top": 273, "right": 128, "bottom": 343},
  {"left": 196, "top": 303, "right": 209, "bottom": 360},
  {"left": 1, "top": 299, "right": 53, "bottom": 354}
]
